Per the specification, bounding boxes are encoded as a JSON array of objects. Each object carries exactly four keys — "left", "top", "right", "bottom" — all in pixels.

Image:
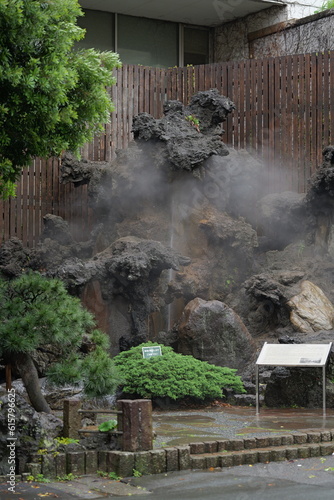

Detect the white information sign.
[
  {"left": 255, "top": 342, "right": 332, "bottom": 416},
  {"left": 256, "top": 343, "right": 332, "bottom": 367}
]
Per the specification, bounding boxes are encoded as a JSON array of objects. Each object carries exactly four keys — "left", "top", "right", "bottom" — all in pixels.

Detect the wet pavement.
[
  {"left": 152, "top": 405, "right": 334, "bottom": 447},
  {"left": 127, "top": 455, "right": 334, "bottom": 500},
  {"left": 1, "top": 406, "right": 334, "bottom": 499}
]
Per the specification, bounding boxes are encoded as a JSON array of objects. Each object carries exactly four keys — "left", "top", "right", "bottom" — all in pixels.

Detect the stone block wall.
[
  {"left": 250, "top": 9, "right": 334, "bottom": 59},
  {"left": 1, "top": 428, "right": 332, "bottom": 481},
  {"left": 214, "top": 5, "right": 289, "bottom": 62},
  {"left": 214, "top": 7, "right": 334, "bottom": 62}
]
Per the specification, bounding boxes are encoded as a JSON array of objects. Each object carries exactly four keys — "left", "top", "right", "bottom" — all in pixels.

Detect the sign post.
[{"left": 255, "top": 342, "right": 332, "bottom": 417}]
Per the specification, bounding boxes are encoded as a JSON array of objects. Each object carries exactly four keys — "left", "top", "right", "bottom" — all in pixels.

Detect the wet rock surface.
[
  {"left": 177, "top": 297, "right": 256, "bottom": 371},
  {"left": 287, "top": 280, "right": 334, "bottom": 332},
  {"left": 0, "top": 394, "right": 62, "bottom": 475},
  {"left": 2, "top": 90, "right": 334, "bottom": 408},
  {"left": 132, "top": 89, "right": 234, "bottom": 174}
]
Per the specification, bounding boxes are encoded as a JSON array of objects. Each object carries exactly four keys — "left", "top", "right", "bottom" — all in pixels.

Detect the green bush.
[{"left": 113, "top": 342, "right": 245, "bottom": 400}]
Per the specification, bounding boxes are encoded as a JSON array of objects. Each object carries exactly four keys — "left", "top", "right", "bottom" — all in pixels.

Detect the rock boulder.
[
  {"left": 287, "top": 280, "right": 334, "bottom": 333},
  {"left": 176, "top": 297, "right": 256, "bottom": 372}
]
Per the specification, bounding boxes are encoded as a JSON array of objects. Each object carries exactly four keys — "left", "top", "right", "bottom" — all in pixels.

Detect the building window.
[
  {"left": 184, "top": 26, "right": 210, "bottom": 66},
  {"left": 77, "top": 10, "right": 114, "bottom": 51},
  {"left": 117, "top": 15, "right": 178, "bottom": 68},
  {"left": 76, "top": 10, "right": 210, "bottom": 68}
]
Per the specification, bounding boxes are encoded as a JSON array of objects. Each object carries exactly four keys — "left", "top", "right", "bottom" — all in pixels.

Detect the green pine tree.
[{"left": 0, "top": 271, "right": 121, "bottom": 412}]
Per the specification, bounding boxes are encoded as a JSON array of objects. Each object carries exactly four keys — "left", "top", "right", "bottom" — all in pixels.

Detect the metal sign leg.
[{"left": 256, "top": 365, "right": 259, "bottom": 416}]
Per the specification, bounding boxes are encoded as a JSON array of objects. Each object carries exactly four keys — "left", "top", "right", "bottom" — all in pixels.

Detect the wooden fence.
[{"left": 1, "top": 52, "right": 334, "bottom": 247}]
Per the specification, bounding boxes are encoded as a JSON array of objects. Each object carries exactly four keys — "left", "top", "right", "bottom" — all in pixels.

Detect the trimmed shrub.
[{"left": 113, "top": 342, "right": 245, "bottom": 400}]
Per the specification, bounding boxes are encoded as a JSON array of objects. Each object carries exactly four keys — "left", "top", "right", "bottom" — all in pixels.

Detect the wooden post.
[
  {"left": 5, "top": 364, "right": 12, "bottom": 391},
  {"left": 63, "top": 400, "right": 82, "bottom": 439},
  {"left": 117, "top": 399, "right": 153, "bottom": 452}
]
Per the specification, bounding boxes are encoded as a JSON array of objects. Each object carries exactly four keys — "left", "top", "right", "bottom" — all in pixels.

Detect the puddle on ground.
[
  {"left": 152, "top": 407, "right": 334, "bottom": 448},
  {"left": 154, "top": 415, "right": 216, "bottom": 424}
]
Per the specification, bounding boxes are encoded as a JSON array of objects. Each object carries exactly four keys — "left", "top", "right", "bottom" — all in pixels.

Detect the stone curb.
[{"left": 1, "top": 428, "right": 333, "bottom": 482}]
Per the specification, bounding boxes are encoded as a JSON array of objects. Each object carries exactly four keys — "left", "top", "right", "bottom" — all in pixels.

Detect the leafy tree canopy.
[
  {"left": 0, "top": 271, "right": 121, "bottom": 411},
  {"left": 113, "top": 342, "right": 245, "bottom": 401},
  {"left": 0, "top": 0, "right": 121, "bottom": 198}
]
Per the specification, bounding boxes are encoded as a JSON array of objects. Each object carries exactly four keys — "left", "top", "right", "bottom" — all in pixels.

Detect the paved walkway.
[
  {"left": 152, "top": 405, "right": 334, "bottom": 447},
  {"left": 1, "top": 455, "right": 334, "bottom": 499}
]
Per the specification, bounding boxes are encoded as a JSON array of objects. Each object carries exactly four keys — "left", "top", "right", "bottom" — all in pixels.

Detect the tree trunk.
[{"left": 14, "top": 352, "right": 51, "bottom": 413}]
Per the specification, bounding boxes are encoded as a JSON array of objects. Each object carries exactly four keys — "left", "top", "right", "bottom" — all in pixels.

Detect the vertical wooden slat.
[
  {"left": 117, "top": 65, "right": 123, "bottom": 150},
  {"left": 41, "top": 156, "right": 48, "bottom": 223},
  {"left": 239, "top": 60, "right": 245, "bottom": 150},
  {"left": 273, "top": 56, "right": 281, "bottom": 193},
  {"left": 9, "top": 177, "right": 17, "bottom": 239},
  {"left": 316, "top": 52, "right": 324, "bottom": 166},
  {"left": 280, "top": 56, "right": 287, "bottom": 190},
  {"left": 34, "top": 158, "right": 41, "bottom": 242},
  {"left": 197, "top": 64, "right": 205, "bottom": 91},
  {"left": 226, "top": 61, "right": 233, "bottom": 146},
  {"left": 3, "top": 196, "right": 10, "bottom": 242},
  {"left": 15, "top": 175, "right": 22, "bottom": 241},
  {"left": 187, "top": 65, "right": 195, "bottom": 100},
  {"left": 256, "top": 58, "right": 263, "bottom": 157},
  {"left": 323, "top": 51, "right": 330, "bottom": 148},
  {"left": 21, "top": 167, "right": 28, "bottom": 245},
  {"left": 28, "top": 162, "right": 35, "bottom": 247},
  {"left": 204, "top": 64, "right": 211, "bottom": 97},
  {"left": 244, "top": 59, "right": 251, "bottom": 152},
  {"left": 330, "top": 51, "right": 334, "bottom": 146},
  {"left": 267, "top": 57, "right": 275, "bottom": 193},
  {"left": 231, "top": 61, "right": 239, "bottom": 149},
  {"left": 295, "top": 54, "right": 302, "bottom": 191},
  {"left": 176, "top": 66, "right": 183, "bottom": 104},
  {"left": 261, "top": 57, "right": 269, "bottom": 192},
  {"left": 311, "top": 52, "right": 318, "bottom": 173},
  {"left": 291, "top": 55, "right": 299, "bottom": 191},
  {"left": 127, "top": 66, "right": 134, "bottom": 142},
  {"left": 251, "top": 59, "right": 257, "bottom": 151},
  {"left": 286, "top": 55, "right": 293, "bottom": 190},
  {"left": 304, "top": 53, "right": 312, "bottom": 186},
  {"left": 122, "top": 64, "right": 128, "bottom": 149},
  {"left": 161, "top": 68, "right": 168, "bottom": 113},
  {"left": 149, "top": 68, "right": 156, "bottom": 116}
]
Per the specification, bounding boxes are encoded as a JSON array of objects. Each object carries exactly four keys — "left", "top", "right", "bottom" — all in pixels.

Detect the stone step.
[
  {"left": 20, "top": 429, "right": 334, "bottom": 480},
  {"left": 189, "top": 441, "right": 334, "bottom": 469},
  {"left": 189, "top": 429, "right": 334, "bottom": 455}
]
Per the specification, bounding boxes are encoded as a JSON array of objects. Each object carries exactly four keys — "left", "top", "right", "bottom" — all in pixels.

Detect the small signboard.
[
  {"left": 142, "top": 346, "right": 162, "bottom": 359},
  {"left": 255, "top": 342, "right": 332, "bottom": 417}
]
